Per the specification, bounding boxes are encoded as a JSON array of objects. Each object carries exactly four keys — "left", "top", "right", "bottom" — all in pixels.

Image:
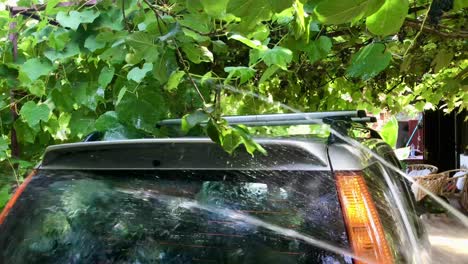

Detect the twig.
[
  {"left": 122, "top": 0, "right": 130, "bottom": 32},
  {"left": 455, "top": 67, "right": 468, "bottom": 80},
  {"left": 142, "top": 0, "right": 167, "bottom": 33},
  {"left": 385, "top": 76, "right": 404, "bottom": 93},
  {"left": 403, "top": 0, "right": 433, "bottom": 58},
  {"left": 174, "top": 45, "right": 207, "bottom": 105}
]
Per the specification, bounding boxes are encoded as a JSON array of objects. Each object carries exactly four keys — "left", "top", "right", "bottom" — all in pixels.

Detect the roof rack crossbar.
[{"left": 158, "top": 110, "right": 370, "bottom": 127}]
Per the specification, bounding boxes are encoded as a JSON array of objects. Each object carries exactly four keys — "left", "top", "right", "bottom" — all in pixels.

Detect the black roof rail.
[{"left": 157, "top": 110, "right": 372, "bottom": 127}]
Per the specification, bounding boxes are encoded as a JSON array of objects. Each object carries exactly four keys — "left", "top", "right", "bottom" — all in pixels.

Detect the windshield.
[{"left": 0, "top": 169, "right": 351, "bottom": 264}]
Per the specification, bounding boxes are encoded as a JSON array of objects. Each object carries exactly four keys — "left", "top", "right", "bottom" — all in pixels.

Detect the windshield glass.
[{"left": 0, "top": 169, "right": 351, "bottom": 264}]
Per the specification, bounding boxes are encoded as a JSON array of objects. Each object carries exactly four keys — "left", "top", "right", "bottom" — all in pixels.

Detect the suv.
[{"left": 0, "top": 111, "right": 428, "bottom": 264}]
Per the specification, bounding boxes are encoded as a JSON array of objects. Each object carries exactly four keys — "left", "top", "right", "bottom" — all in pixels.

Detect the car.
[{"left": 0, "top": 111, "right": 428, "bottom": 264}]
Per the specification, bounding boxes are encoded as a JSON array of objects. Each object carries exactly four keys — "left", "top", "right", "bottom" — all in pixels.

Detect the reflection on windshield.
[{"left": 0, "top": 170, "right": 352, "bottom": 264}]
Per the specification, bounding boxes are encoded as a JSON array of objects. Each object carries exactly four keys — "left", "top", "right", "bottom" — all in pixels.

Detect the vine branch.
[
  {"left": 174, "top": 45, "right": 207, "bottom": 105},
  {"left": 122, "top": 0, "right": 130, "bottom": 32},
  {"left": 404, "top": 18, "right": 468, "bottom": 39},
  {"left": 403, "top": 0, "right": 433, "bottom": 58}
]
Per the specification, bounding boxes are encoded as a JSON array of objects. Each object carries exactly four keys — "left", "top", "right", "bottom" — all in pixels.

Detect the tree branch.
[{"left": 404, "top": 18, "right": 468, "bottom": 39}]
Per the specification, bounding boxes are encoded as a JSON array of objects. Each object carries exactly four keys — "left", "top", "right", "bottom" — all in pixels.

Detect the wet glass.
[{"left": 0, "top": 170, "right": 353, "bottom": 264}]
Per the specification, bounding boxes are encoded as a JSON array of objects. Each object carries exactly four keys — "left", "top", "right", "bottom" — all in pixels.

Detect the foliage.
[
  {"left": 0, "top": 0, "right": 466, "bottom": 181},
  {"left": 0, "top": 184, "right": 10, "bottom": 210},
  {"left": 379, "top": 116, "right": 399, "bottom": 148}
]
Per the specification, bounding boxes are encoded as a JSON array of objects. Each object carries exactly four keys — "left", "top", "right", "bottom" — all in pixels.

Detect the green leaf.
[
  {"left": 200, "top": 0, "right": 229, "bottom": 17},
  {"left": 232, "top": 125, "right": 267, "bottom": 155},
  {"left": 206, "top": 119, "right": 222, "bottom": 144},
  {"left": 346, "top": 43, "right": 391, "bottom": 80},
  {"left": 116, "top": 89, "right": 166, "bottom": 133},
  {"left": 379, "top": 116, "right": 398, "bottom": 148},
  {"left": 126, "top": 32, "right": 158, "bottom": 62},
  {"left": 84, "top": 35, "right": 106, "bottom": 52},
  {"left": 95, "top": 111, "right": 121, "bottom": 131},
  {"left": 166, "top": 70, "right": 186, "bottom": 91},
  {"left": 27, "top": 80, "right": 46, "bottom": 97},
  {"left": 69, "top": 112, "right": 95, "bottom": 138},
  {"left": 315, "top": 0, "right": 383, "bottom": 25},
  {"left": 454, "top": 0, "right": 468, "bottom": 10},
  {"left": 305, "top": 36, "right": 332, "bottom": 63},
  {"left": 20, "top": 101, "right": 51, "bottom": 127},
  {"left": 98, "top": 66, "right": 115, "bottom": 87},
  {"left": 56, "top": 10, "right": 100, "bottom": 30},
  {"left": 178, "top": 13, "right": 210, "bottom": 34},
  {"left": 227, "top": 0, "right": 293, "bottom": 31},
  {"left": 220, "top": 129, "right": 242, "bottom": 154},
  {"left": 0, "top": 137, "right": 8, "bottom": 161},
  {"left": 293, "top": 0, "right": 306, "bottom": 38},
  {"left": 181, "top": 110, "right": 209, "bottom": 133},
  {"left": 44, "top": 42, "right": 80, "bottom": 62},
  {"left": 153, "top": 49, "right": 178, "bottom": 84},
  {"left": 45, "top": 0, "right": 61, "bottom": 14},
  {"left": 19, "top": 58, "right": 53, "bottom": 82},
  {"left": 366, "top": 0, "right": 409, "bottom": 36},
  {"left": 116, "top": 87, "right": 127, "bottom": 105},
  {"left": 259, "top": 65, "right": 279, "bottom": 84},
  {"left": 181, "top": 44, "right": 214, "bottom": 64},
  {"left": 224, "top": 66, "right": 256, "bottom": 84},
  {"left": 431, "top": 50, "right": 454, "bottom": 73},
  {"left": 182, "top": 28, "right": 211, "bottom": 43},
  {"left": 262, "top": 46, "right": 293, "bottom": 69},
  {"left": 47, "top": 29, "right": 70, "bottom": 51},
  {"left": 127, "top": 63, "right": 153, "bottom": 83},
  {"left": 230, "top": 34, "right": 264, "bottom": 49},
  {"left": 213, "top": 40, "right": 228, "bottom": 54},
  {"left": 0, "top": 185, "right": 10, "bottom": 210}
]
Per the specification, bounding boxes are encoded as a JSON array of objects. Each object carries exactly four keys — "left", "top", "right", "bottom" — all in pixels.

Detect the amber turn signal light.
[{"left": 335, "top": 172, "right": 393, "bottom": 264}]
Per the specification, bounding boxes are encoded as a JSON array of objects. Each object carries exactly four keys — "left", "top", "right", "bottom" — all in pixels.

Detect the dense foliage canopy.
[{"left": 0, "top": 0, "right": 466, "bottom": 187}]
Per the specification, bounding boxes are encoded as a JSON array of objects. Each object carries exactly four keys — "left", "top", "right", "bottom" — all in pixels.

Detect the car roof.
[{"left": 40, "top": 137, "right": 365, "bottom": 171}]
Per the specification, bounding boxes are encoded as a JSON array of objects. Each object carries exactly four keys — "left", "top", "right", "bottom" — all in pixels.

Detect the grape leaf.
[
  {"left": 200, "top": 0, "right": 229, "bottom": 17},
  {"left": 431, "top": 50, "right": 454, "bottom": 73},
  {"left": 259, "top": 65, "right": 279, "bottom": 84},
  {"left": 69, "top": 112, "right": 95, "bottom": 139},
  {"left": 261, "top": 46, "right": 293, "bottom": 69},
  {"left": 305, "top": 36, "right": 332, "bottom": 63},
  {"left": 99, "top": 66, "right": 115, "bottom": 87},
  {"left": 181, "top": 110, "right": 209, "bottom": 133},
  {"left": 126, "top": 32, "right": 158, "bottom": 62},
  {"left": 181, "top": 44, "right": 214, "bottom": 64},
  {"left": 116, "top": 89, "right": 166, "bottom": 133},
  {"left": 0, "top": 137, "right": 8, "bottom": 161},
  {"left": 315, "top": 0, "right": 383, "bottom": 25},
  {"left": 0, "top": 185, "right": 10, "bottom": 210},
  {"left": 19, "top": 58, "right": 53, "bottom": 82},
  {"left": 44, "top": 42, "right": 80, "bottom": 62},
  {"left": 346, "top": 43, "right": 391, "bottom": 80},
  {"left": 227, "top": 0, "right": 293, "bottom": 31},
  {"left": 95, "top": 111, "right": 121, "bottom": 131},
  {"left": 379, "top": 116, "right": 398, "bottom": 148},
  {"left": 366, "top": 0, "right": 409, "bottom": 36},
  {"left": 20, "top": 101, "right": 51, "bottom": 127},
  {"left": 166, "top": 70, "right": 186, "bottom": 91},
  {"left": 220, "top": 129, "right": 242, "bottom": 154},
  {"left": 230, "top": 34, "right": 264, "bottom": 49},
  {"left": 127, "top": 63, "right": 153, "bottom": 83},
  {"left": 84, "top": 35, "right": 106, "bottom": 52},
  {"left": 224, "top": 66, "right": 256, "bottom": 84},
  {"left": 56, "top": 10, "right": 100, "bottom": 30}
]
